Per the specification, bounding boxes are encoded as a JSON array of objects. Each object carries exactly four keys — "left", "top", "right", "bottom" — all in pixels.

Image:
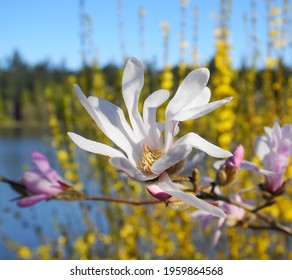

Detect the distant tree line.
[{"left": 0, "top": 50, "right": 291, "bottom": 124}]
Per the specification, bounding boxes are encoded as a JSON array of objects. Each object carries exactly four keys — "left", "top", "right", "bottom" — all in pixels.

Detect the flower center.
[{"left": 140, "top": 144, "right": 165, "bottom": 174}]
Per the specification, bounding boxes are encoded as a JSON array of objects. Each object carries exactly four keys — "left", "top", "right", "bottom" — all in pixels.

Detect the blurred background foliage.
[{"left": 1, "top": 0, "right": 292, "bottom": 259}]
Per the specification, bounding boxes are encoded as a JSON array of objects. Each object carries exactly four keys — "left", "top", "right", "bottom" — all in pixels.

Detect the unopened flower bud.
[
  {"left": 225, "top": 144, "right": 244, "bottom": 168},
  {"left": 147, "top": 185, "right": 171, "bottom": 201},
  {"left": 216, "top": 145, "right": 244, "bottom": 186}
]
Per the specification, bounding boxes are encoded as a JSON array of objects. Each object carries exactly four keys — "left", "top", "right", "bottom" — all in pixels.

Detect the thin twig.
[
  {"left": 198, "top": 191, "right": 292, "bottom": 235},
  {"left": 83, "top": 195, "right": 163, "bottom": 205}
]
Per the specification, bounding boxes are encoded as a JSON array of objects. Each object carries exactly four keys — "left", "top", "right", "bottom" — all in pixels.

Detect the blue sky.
[{"left": 0, "top": 0, "right": 289, "bottom": 69}]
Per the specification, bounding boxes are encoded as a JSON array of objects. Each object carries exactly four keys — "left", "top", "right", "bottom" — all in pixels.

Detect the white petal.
[
  {"left": 122, "top": 57, "right": 146, "bottom": 141},
  {"left": 166, "top": 68, "right": 210, "bottom": 119},
  {"left": 74, "top": 84, "right": 139, "bottom": 162},
  {"left": 213, "top": 160, "right": 225, "bottom": 170},
  {"left": 110, "top": 157, "right": 157, "bottom": 182},
  {"left": 173, "top": 132, "right": 232, "bottom": 158},
  {"left": 151, "top": 144, "right": 192, "bottom": 174},
  {"left": 178, "top": 152, "right": 206, "bottom": 176},
  {"left": 158, "top": 172, "right": 226, "bottom": 218},
  {"left": 74, "top": 84, "right": 106, "bottom": 132},
  {"left": 88, "top": 96, "right": 141, "bottom": 164},
  {"left": 182, "top": 87, "right": 211, "bottom": 111},
  {"left": 143, "top": 89, "right": 169, "bottom": 149},
  {"left": 68, "top": 132, "right": 126, "bottom": 158},
  {"left": 165, "top": 120, "right": 179, "bottom": 151},
  {"left": 173, "top": 97, "right": 232, "bottom": 121},
  {"left": 255, "top": 136, "right": 269, "bottom": 161}
]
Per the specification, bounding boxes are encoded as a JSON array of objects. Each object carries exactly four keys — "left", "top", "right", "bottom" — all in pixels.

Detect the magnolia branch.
[
  {"left": 198, "top": 190, "right": 292, "bottom": 236},
  {"left": 82, "top": 195, "right": 162, "bottom": 205},
  {"left": 1, "top": 175, "right": 291, "bottom": 235},
  {"left": 0, "top": 175, "right": 162, "bottom": 206}
]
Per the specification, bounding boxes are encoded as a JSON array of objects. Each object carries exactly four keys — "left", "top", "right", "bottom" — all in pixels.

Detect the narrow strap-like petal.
[
  {"left": 151, "top": 144, "right": 192, "bottom": 175},
  {"left": 88, "top": 95, "right": 141, "bottom": 164},
  {"left": 212, "top": 229, "right": 223, "bottom": 246},
  {"left": 143, "top": 89, "right": 169, "bottom": 149},
  {"left": 17, "top": 194, "right": 48, "bottom": 207},
  {"left": 74, "top": 84, "right": 139, "bottom": 163},
  {"left": 109, "top": 157, "right": 157, "bottom": 182},
  {"left": 122, "top": 58, "right": 146, "bottom": 141},
  {"left": 158, "top": 172, "right": 226, "bottom": 218},
  {"left": 181, "top": 87, "right": 211, "bottom": 112},
  {"left": 164, "top": 120, "right": 179, "bottom": 151},
  {"left": 173, "top": 132, "right": 232, "bottom": 158},
  {"left": 74, "top": 84, "right": 108, "bottom": 134},
  {"left": 166, "top": 68, "right": 210, "bottom": 119},
  {"left": 240, "top": 160, "right": 260, "bottom": 172},
  {"left": 173, "top": 97, "right": 232, "bottom": 121},
  {"left": 22, "top": 171, "right": 62, "bottom": 196},
  {"left": 255, "top": 136, "right": 269, "bottom": 161},
  {"left": 68, "top": 132, "right": 126, "bottom": 158},
  {"left": 30, "top": 151, "right": 59, "bottom": 185}
]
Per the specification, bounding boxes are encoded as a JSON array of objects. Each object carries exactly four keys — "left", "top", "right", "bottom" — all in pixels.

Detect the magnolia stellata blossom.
[
  {"left": 214, "top": 144, "right": 244, "bottom": 186},
  {"left": 242, "top": 122, "right": 292, "bottom": 193},
  {"left": 190, "top": 194, "right": 245, "bottom": 246},
  {"left": 68, "top": 57, "right": 232, "bottom": 217},
  {"left": 17, "top": 151, "right": 68, "bottom": 207}
]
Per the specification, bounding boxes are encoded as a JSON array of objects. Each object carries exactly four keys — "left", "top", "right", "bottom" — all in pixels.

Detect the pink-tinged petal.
[
  {"left": 31, "top": 151, "right": 59, "bottom": 185},
  {"left": 17, "top": 194, "right": 48, "bottom": 207},
  {"left": 225, "top": 144, "right": 244, "bottom": 167},
  {"left": 122, "top": 58, "right": 146, "bottom": 141},
  {"left": 173, "top": 97, "right": 232, "bottom": 122},
  {"left": 190, "top": 210, "right": 214, "bottom": 229},
  {"left": 143, "top": 89, "right": 169, "bottom": 149},
  {"left": 151, "top": 144, "right": 192, "bottom": 175},
  {"left": 240, "top": 160, "right": 260, "bottom": 172},
  {"left": 212, "top": 229, "right": 222, "bottom": 246},
  {"left": 22, "top": 171, "right": 62, "bottom": 196},
  {"left": 109, "top": 157, "right": 157, "bottom": 182},
  {"left": 217, "top": 217, "right": 226, "bottom": 228},
  {"left": 282, "top": 124, "right": 292, "bottom": 143},
  {"left": 272, "top": 122, "right": 282, "bottom": 141},
  {"left": 67, "top": 132, "right": 126, "bottom": 158},
  {"left": 173, "top": 132, "right": 232, "bottom": 158},
  {"left": 88, "top": 96, "right": 141, "bottom": 164},
  {"left": 158, "top": 172, "right": 226, "bottom": 218},
  {"left": 166, "top": 68, "right": 210, "bottom": 119},
  {"left": 264, "top": 126, "right": 272, "bottom": 139},
  {"left": 261, "top": 170, "right": 284, "bottom": 193},
  {"left": 146, "top": 184, "right": 171, "bottom": 201}
]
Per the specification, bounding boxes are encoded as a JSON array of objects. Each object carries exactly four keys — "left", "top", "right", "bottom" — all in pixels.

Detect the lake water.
[{"left": 0, "top": 128, "right": 107, "bottom": 259}]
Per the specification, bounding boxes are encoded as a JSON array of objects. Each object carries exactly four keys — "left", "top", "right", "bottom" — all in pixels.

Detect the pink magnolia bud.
[
  {"left": 225, "top": 144, "right": 244, "bottom": 167},
  {"left": 17, "top": 151, "right": 69, "bottom": 207},
  {"left": 216, "top": 145, "right": 244, "bottom": 186},
  {"left": 146, "top": 184, "right": 171, "bottom": 201}
]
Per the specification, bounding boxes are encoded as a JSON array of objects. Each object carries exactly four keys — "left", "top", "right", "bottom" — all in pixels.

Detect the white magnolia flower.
[{"left": 68, "top": 58, "right": 232, "bottom": 217}]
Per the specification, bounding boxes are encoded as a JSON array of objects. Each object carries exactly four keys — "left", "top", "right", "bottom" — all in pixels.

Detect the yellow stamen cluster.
[{"left": 140, "top": 144, "right": 165, "bottom": 174}]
